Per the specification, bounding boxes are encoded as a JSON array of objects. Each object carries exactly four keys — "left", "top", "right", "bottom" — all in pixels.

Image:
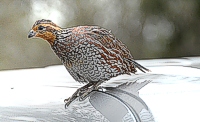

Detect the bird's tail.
[{"left": 132, "top": 60, "right": 151, "bottom": 73}]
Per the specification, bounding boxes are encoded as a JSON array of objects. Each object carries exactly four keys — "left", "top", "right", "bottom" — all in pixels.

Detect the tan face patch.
[
  {"left": 32, "top": 24, "right": 61, "bottom": 45},
  {"left": 35, "top": 30, "right": 56, "bottom": 45}
]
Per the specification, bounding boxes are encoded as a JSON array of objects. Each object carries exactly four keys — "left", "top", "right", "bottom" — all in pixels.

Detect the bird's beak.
[{"left": 28, "top": 30, "right": 36, "bottom": 38}]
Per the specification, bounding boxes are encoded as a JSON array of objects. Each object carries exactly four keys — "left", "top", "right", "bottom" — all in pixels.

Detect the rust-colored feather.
[{"left": 28, "top": 19, "right": 150, "bottom": 106}]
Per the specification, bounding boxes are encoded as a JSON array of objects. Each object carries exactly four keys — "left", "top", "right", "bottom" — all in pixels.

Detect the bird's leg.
[
  {"left": 93, "top": 81, "right": 104, "bottom": 90},
  {"left": 79, "top": 81, "right": 104, "bottom": 100},
  {"left": 64, "top": 82, "right": 94, "bottom": 107}
]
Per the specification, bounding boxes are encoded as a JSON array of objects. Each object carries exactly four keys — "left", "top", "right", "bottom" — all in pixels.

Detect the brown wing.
[
  {"left": 87, "top": 26, "right": 133, "bottom": 59},
  {"left": 71, "top": 26, "right": 150, "bottom": 73}
]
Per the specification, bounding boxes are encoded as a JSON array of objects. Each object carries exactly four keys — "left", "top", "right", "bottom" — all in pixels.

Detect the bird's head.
[{"left": 28, "top": 19, "right": 61, "bottom": 45}]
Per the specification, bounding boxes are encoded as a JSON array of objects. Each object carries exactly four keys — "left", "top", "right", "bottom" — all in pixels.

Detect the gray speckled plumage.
[
  {"left": 52, "top": 26, "right": 149, "bottom": 84},
  {"left": 28, "top": 19, "right": 150, "bottom": 106}
]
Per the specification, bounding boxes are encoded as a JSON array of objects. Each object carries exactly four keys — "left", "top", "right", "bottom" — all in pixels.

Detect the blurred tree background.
[{"left": 0, "top": 0, "right": 200, "bottom": 70}]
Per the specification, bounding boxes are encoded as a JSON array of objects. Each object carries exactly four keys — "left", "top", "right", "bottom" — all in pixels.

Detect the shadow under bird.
[{"left": 28, "top": 19, "right": 150, "bottom": 107}]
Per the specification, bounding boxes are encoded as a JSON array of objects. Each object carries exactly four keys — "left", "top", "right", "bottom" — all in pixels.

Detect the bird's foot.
[
  {"left": 64, "top": 82, "right": 103, "bottom": 108},
  {"left": 64, "top": 86, "right": 92, "bottom": 108},
  {"left": 79, "top": 87, "right": 94, "bottom": 101},
  {"left": 64, "top": 97, "right": 73, "bottom": 108},
  {"left": 79, "top": 85, "right": 104, "bottom": 101},
  {"left": 64, "top": 87, "right": 85, "bottom": 108}
]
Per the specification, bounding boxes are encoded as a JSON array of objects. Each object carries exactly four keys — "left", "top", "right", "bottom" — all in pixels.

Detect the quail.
[{"left": 28, "top": 19, "right": 150, "bottom": 107}]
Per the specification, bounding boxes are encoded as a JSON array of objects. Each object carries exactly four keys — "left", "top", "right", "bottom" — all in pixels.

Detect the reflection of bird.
[{"left": 28, "top": 19, "right": 150, "bottom": 107}]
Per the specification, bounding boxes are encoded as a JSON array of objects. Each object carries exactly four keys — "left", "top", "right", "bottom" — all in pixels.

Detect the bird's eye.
[{"left": 38, "top": 26, "right": 45, "bottom": 30}]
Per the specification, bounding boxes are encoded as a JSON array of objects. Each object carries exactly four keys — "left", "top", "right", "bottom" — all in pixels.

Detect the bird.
[{"left": 28, "top": 19, "right": 150, "bottom": 107}]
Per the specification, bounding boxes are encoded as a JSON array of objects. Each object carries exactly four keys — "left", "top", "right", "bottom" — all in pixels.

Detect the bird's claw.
[
  {"left": 64, "top": 82, "right": 104, "bottom": 108},
  {"left": 64, "top": 96, "right": 77, "bottom": 108},
  {"left": 64, "top": 87, "right": 89, "bottom": 108},
  {"left": 65, "top": 86, "right": 103, "bottom": 108}
]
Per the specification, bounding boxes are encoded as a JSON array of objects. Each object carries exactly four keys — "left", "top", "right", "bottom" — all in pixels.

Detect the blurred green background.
[{"left": 0, "top": 0, "right": 200, "bottom": 70}]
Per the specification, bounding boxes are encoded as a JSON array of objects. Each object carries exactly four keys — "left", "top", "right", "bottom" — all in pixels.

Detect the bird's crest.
[{"left": 33, "top": 19, "right": 59, "bottom": 28}]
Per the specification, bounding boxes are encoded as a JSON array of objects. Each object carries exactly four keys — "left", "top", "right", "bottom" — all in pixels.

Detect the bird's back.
[{"left": 52, "top": 26, "right": 144, "bottom": 83}]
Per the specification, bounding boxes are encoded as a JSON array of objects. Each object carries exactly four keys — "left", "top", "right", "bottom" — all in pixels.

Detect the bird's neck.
[
  {"left": 53, "top": 28, "right": 73, "bottom": 43},
  {"left": 45, "top": 32, "right": 57, "bottom": 46},
  {"left": 44, "top": 26, "right": 62, "bottom": 46}
]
